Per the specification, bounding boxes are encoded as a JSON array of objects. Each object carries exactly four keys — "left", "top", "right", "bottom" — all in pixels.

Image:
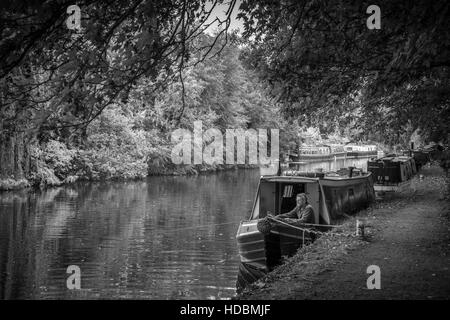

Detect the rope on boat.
[
  {"left": 290, "top": 221, "right": 342, "bottom": 228},
  {"left": 266, "top": 216, "right": 357, "bottom": 238},
  {"left": 158, "top": 218, "right": 356, "bottom": 237}
]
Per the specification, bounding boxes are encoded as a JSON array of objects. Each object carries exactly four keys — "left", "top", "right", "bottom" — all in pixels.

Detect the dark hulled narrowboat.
[
  {"left": 367, "top": 155, "right": 417, "bottom": 192},
  {"left": 236, "top": 168, "right": 375, "bottom": 292},
  {"left": 401, "top": 150, "right": 430, "bottom": 170}
]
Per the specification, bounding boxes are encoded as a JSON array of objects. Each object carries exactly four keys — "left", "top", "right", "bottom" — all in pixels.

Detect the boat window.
[
  {"left": 282, "top": 185, "right": 294, "bottom": 198},
  {"left": 279, "top": 183, "right": 305, "bottom": 215},
  {"left": 349, "top": 188, "right": 354, "bottom": 196}
]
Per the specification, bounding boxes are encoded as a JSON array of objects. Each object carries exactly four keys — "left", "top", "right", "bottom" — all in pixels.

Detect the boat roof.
[
  {"left": 300, "top": 145, "right": 329, "bottom": 148},
  {"left": 375, "top": 156, "right": 414, "bottom": 162},
  {"left": 260, "top": 175, "right": 319, "bottom": 183},
  {"left": 321, "top": 173, "right": 372, "bottom": 180},
  {"left": 261, "top": 172, "right": 372, "bottom": 183}
]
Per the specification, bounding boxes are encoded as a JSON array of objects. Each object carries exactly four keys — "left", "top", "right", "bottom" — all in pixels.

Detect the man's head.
[{"left": 296, "top": 193, "right": 308, "bottom": 207}]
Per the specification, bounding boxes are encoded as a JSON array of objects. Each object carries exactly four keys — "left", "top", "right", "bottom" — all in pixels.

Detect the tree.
[
  {"left": 238, "top": 0, "right": 450, "bottom": 145},
  {"left": 0, "top": 0, "right": 239, "bottom": 179}
]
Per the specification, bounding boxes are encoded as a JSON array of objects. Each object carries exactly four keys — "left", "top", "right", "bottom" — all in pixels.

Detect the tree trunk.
[{"left": 0, "top": 131, "right": 31, "bottom": 180}]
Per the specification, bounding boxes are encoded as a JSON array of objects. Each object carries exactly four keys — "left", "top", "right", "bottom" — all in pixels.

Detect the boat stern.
[{"left": 236, "top": 220, "right": 267, "bottom": 271}]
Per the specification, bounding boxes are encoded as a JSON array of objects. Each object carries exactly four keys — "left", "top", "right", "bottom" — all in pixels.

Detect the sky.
[{"left": 203, "top": 0, "right": 244, "bottom": 35}]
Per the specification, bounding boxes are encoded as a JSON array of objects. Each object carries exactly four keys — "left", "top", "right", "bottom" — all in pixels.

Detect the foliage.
[
  {"left": 28, "top": 144, "right": 63, "bottom": 187},
  {"left": 0, "top": 178, "right": 30, "bottom": 191},
  {"left": 6, "top": 1, "right": 445, "bottom": 188},
  {"left": 76, "top": 106, "right": 153, "bottom": 180},
  {"left": 238, "top": 0, "right": 450, "bottom": 145},
  {"left": 0, "top": 0, "right": 240, "bottom": 138},
  {"left": 41, "top": 140, "right": 77, "bottom": 179}
]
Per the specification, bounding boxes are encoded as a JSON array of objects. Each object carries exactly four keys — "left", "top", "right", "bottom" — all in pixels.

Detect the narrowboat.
[
  {"left": 297, "top": 145, "right": 348, "bottom": 162},
  {"left": 401, "top": 150, "right": 430, "bottom": 171},
  {"left": 344, "top": 144, "right": 378, "bottom": 158},
  {"left": 235, "top": 167, "right": 375, "bottom": 292},
  {"left": 411, "top": 151, "right": 430, "bottom": 170},
  {"left": 367, "top": 155, "right": 417, "bottom": 192},
  {"left": 329, "top": 144, "right": 347, "bottom": 159},
  {"left": 298, "top": 145, "right": 333, "bottom": 161}
]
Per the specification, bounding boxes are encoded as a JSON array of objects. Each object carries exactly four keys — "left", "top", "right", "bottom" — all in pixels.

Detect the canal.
[{"left": 0, "top": 157, "right": 370, "bottom": 299}]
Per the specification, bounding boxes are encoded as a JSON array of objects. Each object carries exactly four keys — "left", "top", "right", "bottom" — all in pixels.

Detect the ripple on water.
[{"left": 0, "top": 170, "right": 260, "bottom": 299}]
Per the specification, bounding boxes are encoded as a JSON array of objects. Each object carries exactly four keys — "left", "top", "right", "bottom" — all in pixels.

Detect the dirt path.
[{"left": 240, "top": 166, "right": 450, "bottom": 300}]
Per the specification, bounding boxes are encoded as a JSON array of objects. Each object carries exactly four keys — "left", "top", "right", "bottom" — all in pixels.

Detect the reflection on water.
[
  {"left": 0, "top": 157, "right": 370, "bottom": 300},
  {"left": 0, "top": 170, "right": 259, "bottom": 300}
]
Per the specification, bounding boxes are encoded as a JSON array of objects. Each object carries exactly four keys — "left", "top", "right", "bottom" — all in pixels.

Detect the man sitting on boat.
[{"left": 269, "top": 193, "right": 315, "bottom": 226}]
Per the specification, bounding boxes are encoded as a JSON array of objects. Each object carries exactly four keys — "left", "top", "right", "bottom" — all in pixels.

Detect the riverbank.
[
  {"left": 0, "top": 163, "right": 257, "bottom": 192},
  {"left": 0, "top": 178, "right": 31, "bottom": 191},
  {"left": 237, "top": 164, "right": 450, "bottom": 299}
]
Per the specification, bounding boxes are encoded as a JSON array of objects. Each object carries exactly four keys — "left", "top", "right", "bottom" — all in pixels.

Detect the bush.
[
  {"left": 77, "top": 107, "right": 155, "bottom": 180},
  {"left": 29, "top": 165, "right": 62, "bottom": 188},
  {"left": 0, "top": 178, "right": 30, "bottom": 191},
  {"left": 42, "top": 140, "right": 76, "bottom": 179}
]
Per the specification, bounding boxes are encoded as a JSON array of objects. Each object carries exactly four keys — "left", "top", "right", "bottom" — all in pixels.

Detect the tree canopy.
[
  {"left": 238, "top": 0, "right": 450, "bottom": 144},
  {"left": 1, "top": 0, "right": 449, "bottom": 185},
  {"left": 0, "top": 0, "right": 239, "bottom": 135}
]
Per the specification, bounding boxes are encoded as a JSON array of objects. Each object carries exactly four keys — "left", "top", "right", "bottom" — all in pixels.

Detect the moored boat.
[
  {"left": 401, "top": 149, "right": 431, "bottom": 171},
  {"left": 344, "top": 144, "right": 378, "bottom": 158},
  {"left": 367, "top": 155, "right": 416, "bottom": 192},
  {"left": 329, "top": 144, "right": 347, "bottom": 159},
  {"left": 297, "top": 144, "right": 348, "bottom": 162},
  {"left": 298, "top": 145, "right": 333, "bottom": 161},
  {"left": 236, "top": 167, "right": 375, "bottom": 292}
]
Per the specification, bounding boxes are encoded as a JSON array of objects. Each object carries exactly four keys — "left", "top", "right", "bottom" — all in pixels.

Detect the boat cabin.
[
  {"left": 249, "top": 171, "right": 375, "bottom": 225},
  {"left": 250, "top": 176, "right": 330, "bottom": 225}
]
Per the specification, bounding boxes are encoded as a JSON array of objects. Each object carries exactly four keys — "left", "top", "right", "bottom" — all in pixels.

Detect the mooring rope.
[
  {"left": 266, "top": 216, "right": 356, "bottom": 238},
  {"left": 288, "top": 221, "right": 342, "bottom": 228},
  {"left": 158, "top": 217, "right": 356, "bottom": 238}
]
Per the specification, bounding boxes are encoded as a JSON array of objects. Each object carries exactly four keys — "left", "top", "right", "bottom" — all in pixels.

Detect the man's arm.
[{"left": 276, "top": 206, "right": 299, "bottom": 219}]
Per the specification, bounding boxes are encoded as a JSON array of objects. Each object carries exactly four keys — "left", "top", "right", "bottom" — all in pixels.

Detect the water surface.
[{"left": 0, "top": 157, "right": 369, "bottom": 299}]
